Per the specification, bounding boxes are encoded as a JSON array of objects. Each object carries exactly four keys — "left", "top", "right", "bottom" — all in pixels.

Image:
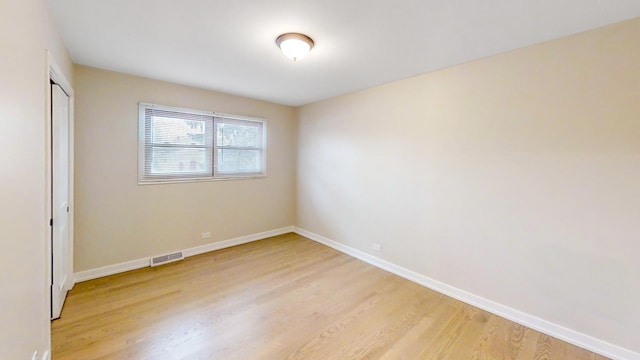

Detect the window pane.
[
  {"left": 216, "top": 122, "right": 260, "bottom": 147},
  {"left": 151, "top": 147, "right": 210, "bottom": 175},
  {"left": 217, "top": 149, "right": 261, "bottom": 173},
  {"left": 152, "top": 116, "right": 206, "bottom": 145}
]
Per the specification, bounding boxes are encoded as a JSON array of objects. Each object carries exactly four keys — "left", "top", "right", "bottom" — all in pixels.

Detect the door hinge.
[{"left": 50, "top": 218, "right": 53, "bottom": 226}]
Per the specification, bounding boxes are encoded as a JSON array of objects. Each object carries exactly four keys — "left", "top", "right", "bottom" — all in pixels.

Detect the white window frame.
[
  {"left": 213, "top": 117, "right": 266, "bottom": 179},
  {"left": 138, "top": 103, "right": 266, "bottom": 184}
]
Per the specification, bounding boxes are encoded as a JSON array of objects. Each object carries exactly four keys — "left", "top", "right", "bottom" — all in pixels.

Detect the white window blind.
[{"left": 138, "top": 103, "right": 266, "bottom": 183}]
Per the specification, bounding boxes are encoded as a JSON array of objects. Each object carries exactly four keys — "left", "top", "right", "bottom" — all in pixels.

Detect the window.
[{"left": 138, "top": 103, "right": 265, "bottom": 183}]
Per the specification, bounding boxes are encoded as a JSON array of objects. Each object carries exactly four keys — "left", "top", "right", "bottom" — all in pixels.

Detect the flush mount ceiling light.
[{"left": 276, "top": 33, "right": 314, "bottom": 61}]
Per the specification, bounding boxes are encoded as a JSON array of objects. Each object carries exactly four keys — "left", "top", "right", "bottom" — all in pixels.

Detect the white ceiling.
[{"left": 50, "top": 1, "right": 640, "bottom": 106}]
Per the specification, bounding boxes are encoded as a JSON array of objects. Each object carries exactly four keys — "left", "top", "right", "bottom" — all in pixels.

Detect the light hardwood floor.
[{"left": 52, "top": 233, "right": 608, "bottom": 359}]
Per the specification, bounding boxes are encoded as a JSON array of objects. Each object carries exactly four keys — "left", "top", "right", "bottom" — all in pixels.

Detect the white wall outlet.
[
  {"left": 372, "top": 243, "right": 382, "bottom": 251},
  {"left": 201, "top": 232, "right": 211, "bottom": 239}
]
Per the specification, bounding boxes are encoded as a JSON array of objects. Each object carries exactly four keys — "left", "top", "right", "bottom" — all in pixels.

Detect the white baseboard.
[
  {"left": 74, "top": 257, "right": 149, "bottom": 283},
  {"left": 182, "top": 226, "right": 293, "bottom": 257},
  {"left": 74, "top": 226, "right": 293, "bottom": 283},
  {"left": 293, "top": 227, "right": 639, "bottom": 360}
]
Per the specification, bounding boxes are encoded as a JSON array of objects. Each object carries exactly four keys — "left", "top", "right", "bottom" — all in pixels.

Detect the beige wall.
[
  {"left": 0, "top": 0, "right": 74, "bottom": 358},
  {"left": 297, "top": 18, "right": 640, "bottom": 353},
  {"left": 73, "top": 66, "right": 296, "bottom": 271}
]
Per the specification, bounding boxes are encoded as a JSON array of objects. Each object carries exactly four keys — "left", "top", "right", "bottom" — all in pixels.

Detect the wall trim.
[
  {"left": 74, "top": 258, "right": 148, "bottom": 283},
  {"left": 74, "top": 226, "right": 294, "bottom": 283},
  {"left": 293, "top": 227, "right": 639, "bottom": 360},
  {"left": 182, "top": 226, "right": 294, "bottom": 257}
]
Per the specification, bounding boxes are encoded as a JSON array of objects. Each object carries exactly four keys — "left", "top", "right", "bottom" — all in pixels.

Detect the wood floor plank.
[{"left": 52, "top": 233, "right": 609, "bottom": 359}]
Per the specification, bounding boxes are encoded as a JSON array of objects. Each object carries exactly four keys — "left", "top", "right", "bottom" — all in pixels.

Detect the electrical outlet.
[
  {"left": 372, "top": 243, "right": 382, "bottom": 251},
  {"left": 201, "top": 232, "right": 211, "bottom": 239}
]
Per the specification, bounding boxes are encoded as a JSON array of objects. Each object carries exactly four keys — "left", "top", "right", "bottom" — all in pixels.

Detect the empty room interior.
[{"left": 2, "top": 1, "right": 639, "bottom": 359}]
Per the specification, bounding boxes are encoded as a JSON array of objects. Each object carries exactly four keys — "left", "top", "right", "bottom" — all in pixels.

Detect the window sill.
[{"left": 138, "top": 175, "right": 266, "bottom": 185}]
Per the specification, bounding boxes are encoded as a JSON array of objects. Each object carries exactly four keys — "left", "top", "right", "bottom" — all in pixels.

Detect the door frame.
[{"left": 45, "top": 51, "right": 75, "bottom": 319}]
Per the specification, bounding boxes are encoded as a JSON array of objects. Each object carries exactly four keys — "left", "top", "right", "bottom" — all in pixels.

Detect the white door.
[{"left": 51, "top": 83, "right": 70, "bottom": 319}]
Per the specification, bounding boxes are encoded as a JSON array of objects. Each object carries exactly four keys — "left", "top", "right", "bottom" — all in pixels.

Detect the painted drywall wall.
[
  {"left": 73, "top": 66, "right": 296, "bottom": 271},
  {"left": 0, "top": 0, "right": 74, "bottom": 358},
  {"left": 297, "top": 18, "right": 640, "bottom": 354}
]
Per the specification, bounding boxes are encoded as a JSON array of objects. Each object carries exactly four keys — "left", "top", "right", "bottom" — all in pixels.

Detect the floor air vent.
[{"left": 150, "top": 251, "right": 184, "bottom": 267}]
